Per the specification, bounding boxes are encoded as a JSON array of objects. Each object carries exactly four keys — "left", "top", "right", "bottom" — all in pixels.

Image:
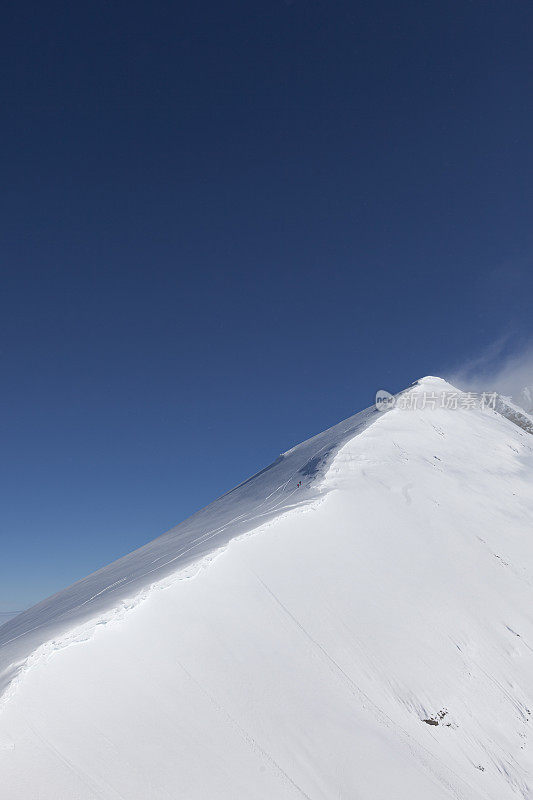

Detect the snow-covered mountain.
[{"left": 1, "top": 376, "right": 533, "bottom": 800}]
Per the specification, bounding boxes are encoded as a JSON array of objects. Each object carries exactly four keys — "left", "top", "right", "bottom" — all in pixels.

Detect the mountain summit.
[{"left": 1, "top": 377, "right": 533, "bottom": 799}]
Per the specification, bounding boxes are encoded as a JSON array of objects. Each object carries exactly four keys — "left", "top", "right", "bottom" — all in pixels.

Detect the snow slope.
[
  {"left": 1, "top": 376, "right": 533, "bottom": 799},
  {"left": 0, "top": 397, "right": 386, "bottom": 699}
]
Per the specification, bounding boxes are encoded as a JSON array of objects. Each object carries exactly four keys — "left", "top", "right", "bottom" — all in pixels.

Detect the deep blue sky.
[{"left": 2, "top": 1, "right": 532, "bottom": 610}]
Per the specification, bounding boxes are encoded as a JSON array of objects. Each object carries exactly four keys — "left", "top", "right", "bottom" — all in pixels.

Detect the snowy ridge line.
[
  {"left": 0, "top": 395, "right": 394, "bottom": 702},
  {"left": 0, "top": 411, "right": 357, "bottom": 647},
  {"left": 2, "top": 377, "right": 528, "bottom": 706},
  {"left": 0, "top": 511, "right": 271, "bottom": 709},
  {"left": 0, "top": 486, "right": 325, "bottom": 711},
  {"left": 3, "top": 376, "right": 533, "bottom": 800}
]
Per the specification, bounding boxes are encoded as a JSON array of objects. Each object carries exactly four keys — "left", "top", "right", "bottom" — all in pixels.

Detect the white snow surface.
[{"left": 1, "top": 376, "right": 533, "bottom": 799}]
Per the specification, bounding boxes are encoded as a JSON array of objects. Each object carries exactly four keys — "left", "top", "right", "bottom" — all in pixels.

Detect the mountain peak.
[
  {"left": 2, "top": 377, "right": 533, "bottom": 799},
  {"left": 411, "top": 375, "right": 457, "bottom": 392}
]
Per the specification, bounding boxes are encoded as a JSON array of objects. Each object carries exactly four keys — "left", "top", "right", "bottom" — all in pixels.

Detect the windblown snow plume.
[
  {"left": 449, "top": 339, "right": 533, "bottom": 412},
  {"left": 1, "top": 376, "right": 533, "bottom": 800}
]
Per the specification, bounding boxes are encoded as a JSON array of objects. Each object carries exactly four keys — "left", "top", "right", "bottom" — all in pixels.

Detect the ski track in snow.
[
  {"left": 174, "top": 657, "right": 314, "bottom": 800},
  {"left": 250, "top": 570, "right": 487, "bottom": 800}
]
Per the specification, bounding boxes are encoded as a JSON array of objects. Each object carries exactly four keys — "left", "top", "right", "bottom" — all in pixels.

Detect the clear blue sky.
[{"left": 2, "top": 1, "right": 532, "bottom": 611}]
